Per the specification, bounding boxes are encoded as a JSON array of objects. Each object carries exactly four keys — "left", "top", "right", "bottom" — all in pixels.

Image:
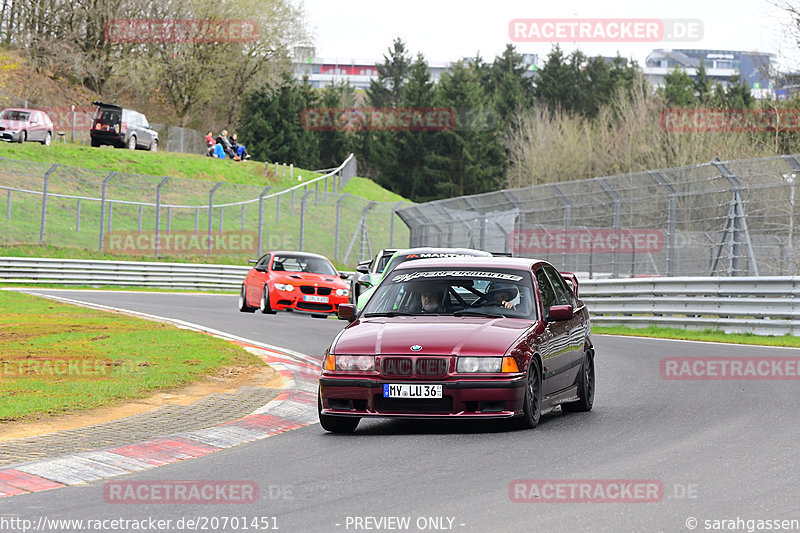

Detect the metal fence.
[
  {"left": 581, "top": 276, "right": 800, "bottom": 336},
  {"left": 398, "top": 154, "right": 800, "bottom": 278},
  {"left": 0, "top": 154, "right": 411, "bottom": 266}
]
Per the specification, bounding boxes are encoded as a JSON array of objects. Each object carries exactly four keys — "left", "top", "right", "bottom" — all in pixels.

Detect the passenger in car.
[{"left": 486, "top": 282, "right": 519, "bottom": 310}]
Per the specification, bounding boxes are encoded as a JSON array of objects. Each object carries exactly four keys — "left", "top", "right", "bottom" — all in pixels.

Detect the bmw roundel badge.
[{"left": 410, "top": 345, "right": 422, "bottom": 351}]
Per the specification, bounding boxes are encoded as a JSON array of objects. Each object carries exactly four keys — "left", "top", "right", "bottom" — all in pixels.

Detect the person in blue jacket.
[{"left": 213, "top": 142, "right": 226, "bottom": 159}]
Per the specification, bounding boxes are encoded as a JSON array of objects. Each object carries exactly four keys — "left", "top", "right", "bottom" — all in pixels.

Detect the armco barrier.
[
  {"left": 0, "top": 257, "right": 250, "bottom": 290},
  {"left": 580, "top": 276, "right": 800, "bottom": 336},
  {"left": 2, "top": 259, "right": 798, "bottom": 335}
]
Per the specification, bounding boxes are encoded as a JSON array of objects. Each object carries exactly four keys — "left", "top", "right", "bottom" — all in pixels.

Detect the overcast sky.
[{"left": 299, "top": 0, "right": 798, "bottom": 70}]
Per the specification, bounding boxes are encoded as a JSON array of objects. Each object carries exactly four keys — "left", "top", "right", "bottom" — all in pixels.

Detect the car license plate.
[
  {"left": 383, "top": 384, "right": 442, "bottom": 399},
  {"left": 304, "top": 295, "right": 329, "bottom": 303}
]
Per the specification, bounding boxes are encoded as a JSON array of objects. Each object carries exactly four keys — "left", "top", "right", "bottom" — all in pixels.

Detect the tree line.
[
  {"left": 240, "top": 39, "right": 797, "bottom": 201},
  {"left": 0, "top": 0, "right": 309, "bottom": 126}
]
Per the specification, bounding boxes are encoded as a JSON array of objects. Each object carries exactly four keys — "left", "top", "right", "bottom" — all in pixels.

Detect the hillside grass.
[{"left": 0, "top": 142, "right": 412, "bottom": 269}]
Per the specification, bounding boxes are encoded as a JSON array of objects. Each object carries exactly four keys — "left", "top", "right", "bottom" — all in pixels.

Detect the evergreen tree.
[
  {"left": 239, "top": 73, "right": 320, "bottom": 168},
  {"left": 694, "top": 60, "right": 712, "bottom": 104},
  {"left": 533, "top": 45, "right": 574, "bottom": 113},
  {"left": 662, "top": 68, "right": 696, "bottom": 107}
]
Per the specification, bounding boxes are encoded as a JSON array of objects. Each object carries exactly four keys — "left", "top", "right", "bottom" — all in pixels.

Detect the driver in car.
[{"left": 420, "top": 290, "right": 443, "bottom": 313}]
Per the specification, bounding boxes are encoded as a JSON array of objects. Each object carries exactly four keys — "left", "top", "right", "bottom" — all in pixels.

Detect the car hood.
[
  {"left": 333, "top": 316, "right": 533, "bottom": 356},
  {"left": 276, "top": 272, "right": 346, "bottom": 287}
]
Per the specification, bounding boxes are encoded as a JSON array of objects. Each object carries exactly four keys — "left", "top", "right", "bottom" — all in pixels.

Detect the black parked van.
[{"left": 90, "top": 101, "right": 159, "bottom": 151}]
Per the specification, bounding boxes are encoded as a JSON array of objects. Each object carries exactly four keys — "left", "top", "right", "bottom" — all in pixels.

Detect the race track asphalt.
[{"left": 2, "top": 290, "right": 799, "bottom": 532}]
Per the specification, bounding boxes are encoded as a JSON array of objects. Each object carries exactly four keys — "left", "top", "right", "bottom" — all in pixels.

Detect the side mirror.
[
  {"left": 356, "top": 273, "right": 371, "bottom": 286},
  {"left": 356, "top": 264, "right": 369, "bottom": 274},
  {"left": 248, "top": 259, "right": 258, "bottom": 264},
  {"left": 548, "top": 305, "right": 573, "bottom": 322},
  {"left": 338, "top": 272, "right": 350, "bottom": 280},
  {"left": 338, "top": 303, "right": 356, "bottom": 322}
]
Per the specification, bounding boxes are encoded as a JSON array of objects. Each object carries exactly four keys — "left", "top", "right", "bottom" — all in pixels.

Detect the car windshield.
[
  {"left": 271, "top": 254, "right": 337, "bottom": 275},
  {"left": 0, "top": 110, "right": 29, "bottom": 121},
  {"left": 375, "top": 253, "right": 393, "bottom": 274},
  {"left": 362, "top": 267, "right": 536, "bottom": 319}
]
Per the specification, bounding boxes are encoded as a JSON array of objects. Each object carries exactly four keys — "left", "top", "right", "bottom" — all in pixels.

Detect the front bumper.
[
  {"left": 271, "top": 291, "right": 348, "bottom": 314},
  {"left": 319, "top": 376, "right": 526, "bottom": 418},
  {"left": 0, "top": 131, "right": 21, "bottom": 142}
]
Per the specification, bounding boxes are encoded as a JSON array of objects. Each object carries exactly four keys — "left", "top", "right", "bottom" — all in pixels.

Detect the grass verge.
[
  {"left": 592, "top": 325, "right": 800, "bottom": 348},
  {"left": 0, "top": 290, "right": 264, "bottom": 421}
]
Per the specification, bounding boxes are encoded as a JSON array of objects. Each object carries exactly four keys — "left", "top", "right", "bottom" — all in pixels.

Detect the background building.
[{"left": 644, "top": 49, "right": 774, "bottom": 97}]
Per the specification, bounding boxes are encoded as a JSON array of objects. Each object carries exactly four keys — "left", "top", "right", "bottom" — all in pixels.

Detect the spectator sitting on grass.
[
  {"left": 205, "top": 131, "right": 215, "bottom": 157},
  {"left": 216, "top": 129, "right": 238, "bottom": 160},
  {"left": 230, "top": 133, "right": 251, "bottom": 160},
  {"left": 213, "top": 142, "right": 226, "bottom": 159}
]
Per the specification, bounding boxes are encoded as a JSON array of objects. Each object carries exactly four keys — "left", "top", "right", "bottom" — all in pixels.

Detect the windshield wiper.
[{"left": 453, "top": 310, "right": 505, "bottom": 318}]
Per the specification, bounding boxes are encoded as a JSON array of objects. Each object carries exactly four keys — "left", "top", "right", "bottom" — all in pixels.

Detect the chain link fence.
[
  {"left": 0, "top": 154, "right": 411, "bottom": 266},
  {"left": 398, "top": 154, "right": 800, "bottom": 278}
]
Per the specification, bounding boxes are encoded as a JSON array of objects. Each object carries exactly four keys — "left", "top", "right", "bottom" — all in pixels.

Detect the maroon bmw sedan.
[{"left": 318, "top": 257, "right": 595, "bottom": 433}]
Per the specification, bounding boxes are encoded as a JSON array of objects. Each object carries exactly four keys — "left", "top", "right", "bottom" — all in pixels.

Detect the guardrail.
[
  {"left": 580, "top": 276, "right": 800, "bottom": 336},
  {"left": 2, "top": 259, "right": 798, "bottom": 335},
  {"left": 0, "top": 257, "right": 250, "bottom": 290},
  {"left": 0, "top": 257, "right": 356, "bottom": 291}
]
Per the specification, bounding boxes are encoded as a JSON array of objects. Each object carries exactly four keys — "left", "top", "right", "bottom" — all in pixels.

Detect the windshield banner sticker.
[{"left": 392, "top": 270, "right": 524, "bottom": 283}]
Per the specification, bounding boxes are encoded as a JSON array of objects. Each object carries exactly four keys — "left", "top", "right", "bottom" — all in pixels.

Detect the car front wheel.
[
  {"left": 562, "top": 348, "right": 595, "bottom": 413},
  {"left": 516, "top": 358, "right": 542, "bottom": 429},
  {"left": 128, "top": 135, "right": 136, "bottom": 150},
  {"left": 150, "top": 139, "right": 158, "bottom": 152},
  {"left": 318, "top": 392, "right": 359, "bottom": 433},
  {"left": 18, "top": 131, "right": 26, "bottom": 144},
  {"left": 259, "top": 286, "right": 276, "bottom": 314},
  {"left": 42, "top": 132, "right": 51, "bottom": 146}
]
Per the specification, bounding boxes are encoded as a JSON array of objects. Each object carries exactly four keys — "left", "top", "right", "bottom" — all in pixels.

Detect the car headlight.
[
  {"left": 275, "top": 283, "right": 294, "bottom": 291},
  {"left": 457, "top": 357, "right": 503, "bottom": 373},
  {"left": 335, "top": 288, "right": 350, "bottom": 297},
  {"left": 326, "top": 354, "right": 374, "bottom": 372}
]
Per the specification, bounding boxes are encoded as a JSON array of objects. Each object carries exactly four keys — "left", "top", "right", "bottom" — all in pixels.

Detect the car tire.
[
  {"left": 150, "top": 139, "right": 158, "bottom": 152},
  {"left": 238, "top": 284, "right": 257, "bottom": 313},
  {"left": 128, "top": 135, "right": 136, "bottom": 150},
  {"left": 259, "top": 286, "right": 277, "bottom": 314},
  {"left": 516, "top": 358, "right": 542, "bottom": 429},
  {"left": 561, "top": 348, "right": 595, "bottom": 413},
  {"left": 91, "top": 138, "right": 101, "bottom": 147},
  {"left": 18, "top": 131, "right": 25, "bottom": 144},
  {"left": 42, "top": 132, "right": 51, "bottom": 146},
  {"left": 318, "top": 392, "right": 359, "bottom": 433}
]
